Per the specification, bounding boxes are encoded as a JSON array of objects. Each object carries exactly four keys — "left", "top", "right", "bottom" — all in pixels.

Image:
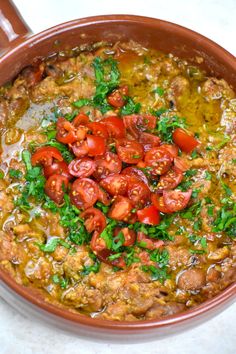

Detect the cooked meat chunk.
[{"left": 177, "top": 268, "right": 206, "bottom": 291}]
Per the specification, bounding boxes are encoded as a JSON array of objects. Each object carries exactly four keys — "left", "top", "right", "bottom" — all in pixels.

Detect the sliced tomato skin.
[
  {"left": 172, "top": 128, "right": 199, "bottom": 153},
  {"left": 93, "top": 152, "right": 122, "bottom": 180},
  {"left": 138, "top": 132, "right": 161, "bottom": 152},
  {"left": 101, "top": 116, "right": 126, "bottom": 138},
  {"left": 137, "top": 205, "right": 160, "bottom": 225},
  {"left": 44, "top": 174, "right": 68, "bottom": 204},
  {"left": 108, "top": 196, "right": 133, "bottom": 221},
  {"left": 163, "top": 189, "right": 192, "bottom": 212},
  {"left": 86, "top": 135, "right": 106, "bottom": 156},
  {"left": 43, "top": 160, "right": 72, "bottom": 180},
  {"left": 151, "top": 194, "right": 172, "bottom": 214},
  {"left": 70, "top": 178, "right": 99, "bottom": 210},
  {"left": 144, "top": 146, "right": 173, "bottom": 175},
  {"left": 87, "top": 122, "right": 108, "bottom": 138},
  {"left": 56, "top": 117, "right": 77, "bottom": 144},
  {"left": 80, "top": 207, "right": 106, "bottom": 234},
  {"left": 137, "top": 232, "right": 164, "bottom": 250},
  {"left": 68, "top": 157, "right": 96, "bottom": 178},
  {"left": 72, "top": 113, "right": 89, "bottom": 127},
  {"left": 70, "top": 140, "right": 89, "bottom": 158},
  {"left": 127, "top": 177, "right": 151, "bottom": 208},
  {"left": 121, "top": 166, "right": 149, "bottom": 185},
  {"left": 31, "top": 147, "right": 63, "bottom": 167},
  {"left": 99, "top": 174, "right": 128, "bottom": 196},
  {"left": 157, "top": 166, "right": 183, "bottom": 191},
  {"left": 116, "top": 138, "right": 144, "bottom": 164},
  {"left": 114, "top": 227, "right": 136, "bottom": 246}
]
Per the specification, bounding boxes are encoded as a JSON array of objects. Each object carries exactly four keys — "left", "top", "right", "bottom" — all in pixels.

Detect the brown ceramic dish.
[{"left": 0, "top": 0, "right": 235, "bottom": 342}]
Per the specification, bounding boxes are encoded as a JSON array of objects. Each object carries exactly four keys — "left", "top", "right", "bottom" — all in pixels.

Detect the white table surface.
[{"left": 1, "top": 0, "right": 236, "bottom": 353}]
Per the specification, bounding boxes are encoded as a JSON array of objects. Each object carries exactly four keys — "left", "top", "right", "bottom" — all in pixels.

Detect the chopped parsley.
[
  {"left": 141, "top": 249, "right": 169, "bottom": 282},
  {"left": 120, "top": 97, "right": 141, "bottom": 115},
  {"left": 155, "top": 115, "right": 187, "bottom": 143},
  {"left": 9, "top": 169, "right": 22, "bottom": 179},
  {"left": 153, "top": 87, "right": 164, "bottom": 96},
  {"left": 37, "top": 237, "right": 71, "bottom": 253},
  {"left": 52, "top": 274, "right": 69, "bottom": 289}
]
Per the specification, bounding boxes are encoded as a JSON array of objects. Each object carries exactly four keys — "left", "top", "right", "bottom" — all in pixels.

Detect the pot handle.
[{"left": 0, "top": 0, "right": 32, "bottom": 52}]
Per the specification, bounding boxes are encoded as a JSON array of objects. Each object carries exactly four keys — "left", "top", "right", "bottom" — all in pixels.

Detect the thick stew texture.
[{"left": 0, "top": 41, "right": 235, "bottom": 321}]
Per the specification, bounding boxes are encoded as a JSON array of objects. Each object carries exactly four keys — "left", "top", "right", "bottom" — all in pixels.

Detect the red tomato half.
[
  {"left": 123, "top": 114, "right": 156, "bottom": 138},
  {"left": 151, "top": 194, "right": 172, "bottom": 214},
  {"left": 174, "top": 156, "right": 189, "bottom": 171},
  {"left": 93, "top": 152, "right": 122, "bottom": 180},
  {"left": 107, "top": 85, "right": 129, "bottom": 108},
  {"left": 100, "top": 174, "right": 128, "bottom": 196},
  {"left": 91, "top": 231, "right": 107, "bottom": 252},
  {"left": 160, "top": 144, "right": 179, "bottom": 158},
  {"left": 56, "top": 117, "right": 77, "bottom": 144},
  {"left": 138, "top": 132, "right": 161, "bottom": 152},
  {"left": 108, "top": 196, "right": 133, "bottom": 221},
  {"left": 121, "top": 166, "right": 149, "bottom": 185},
  {"left": 114, "top": 227, "right": 136, "bottom": 246},
  {"left": 157, "top": 167, "right": 183, "bottom": 191},
  {"left": 137, "top": 232, "right": 164, "bottom": 250},
  {"left": 172, "top": 128, "right": 199, "bottom": 153},
  {"left": 44, "top": 174, "right": 68, "bottom": 204},
  {"left": 97, "top": 187, "right": 111, "bottom": 206},
  {"left": 87, "top": 122, "right": 108, "bottom": 138},
  {"left": 70, "top": 178, "right": 99, "bottom": 210},
  {"left": 116, "top": 138, "right": 144, "bottom": 164},
  {"left": 70, "top": 140, "right": 89, "bottom": 158},
  {"left": 44, "top": 160, "right": 72, "bottom": 180},
  {"left": 72, "top": 113, "right": 89, "bottom": 127},
  {"left": 137, "top": 205, "right": 160, "bottom": 225},
  {"left": 31, "top": 147, "right": 63, "bottom": 167},
  {"left": 144, "top": 146, "right": 173, "bottom": 175},
  {"left": 68, "top": 157, "right": 96, "bottom": 178},
  {"left": 101, "top": 116, "right": 126, "bottom": 138},
  {"left": 163, "top": 189, "right": 192, "bottom": 212},
  {"left": 86, "top": 135, "right": 106, "bottom": 156},
  {"left": 127, "top": 177, "right": 151, "bottom": 208},
  {"left": 80, "top": 207, "right": 106, "bottom": 234}
]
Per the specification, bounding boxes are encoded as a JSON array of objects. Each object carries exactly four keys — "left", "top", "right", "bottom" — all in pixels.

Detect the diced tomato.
[
  {"left": 127, "top": 177, "right": 151, "bottom": 208},
  {"left": 137, "top": 205, "right": 160, "bottom": 225},
  {"left": 43, "top": 160, "right": 72, "bottom": 180},
  {"left": 157, "top": 166, "right": 183, "bottom": 191},
  {"left": 87, "top": 122, "right": 108, "bottom": 138},
  {"left": 31, "top": 146, "right": 63, "bottom": 167},
  {"left": 160, "top": 144, "right": 179, "bottom": 158},
  {"left": 100, "top": 174, "right": 128, "bottom": 196},
  {"left": 97, "top": 187, "right": 111, "bottom": 206},
  {"left": 101, "top": 116, "right": 126, "bottom": 138},
  {"left": 121, "top": 166, "right": 149, "bottom": 185},
  {"left": 123, "top": 114, "right": 156, "bottom": 138},
  {"left": 70, "top": 140, "right": 89, "bottom": 157},
  {"left": 108, "top": 196, "right": 133, "bottom": 221},
  {"left": 163, "top": 189, "right": 192, "bottom": 212},
  {"left": 116, "top": 138, "right": 144, "bottom": 164},
  {"left": 91, "top": 231, "right": 107, "bottom": 252},
  {"left": 86, "top": 135, "right": 106, "bottom": 156},
  {"left": 80, "top": 207, "right": 106, "bottom": 234},
  {"left": 44, "top": 174, "right": 68, "bottom": 204},
  {"left": 174, "top": 156, "right": 189, "bottom": 171},
  {"left": 172, "top": 128, "right": 199, "bottom": 153},
  {"left": 114, "top": 227, "right": 136, "bottom": 246},
  {"left": 144, "top": 146, "right": 173, "bottom": 175},
  {"left": 68, "top": 157, "right": 96, "bottom": 178},
  {"left": 138, "top": 132, "right": 161, "bottom": 152},
  {"left": 93, "top": 152, "right": 122, "bottom": 180},
  {"left": 107, "top": 87, "right": 127, "bottom": 108},
  {"left": 151, "top": 194, "right": 172, "bottom": 214},
  {"left": 137, "top": 232, "right": 164, "bottom": 250},
  {"left": 56, "top": 117, "right": 77, "bottom": 144},
  {"left": 72, "top": 113, "right": 89, "bottom": 127},
  {"left": 70, "top": 178, "right": 99, "bottom": 210}
]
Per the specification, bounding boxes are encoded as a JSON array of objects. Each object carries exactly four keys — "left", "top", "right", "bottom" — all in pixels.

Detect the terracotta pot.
[{"left": 0, "top": 0, "right": 235, "bottom": 342}]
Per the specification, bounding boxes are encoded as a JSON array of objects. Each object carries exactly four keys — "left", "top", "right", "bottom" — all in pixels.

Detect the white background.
[{"left": 1, "top": 0, "right": 236, "bottom": 353}]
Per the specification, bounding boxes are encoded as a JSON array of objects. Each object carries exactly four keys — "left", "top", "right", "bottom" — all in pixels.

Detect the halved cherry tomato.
[
  {"left": 151, "top": 194, "right": 172, "bottom": 214},
  {"left": 157, "top": 167, "right": 183, "bottom": 191},
  {"left": 138, "top": 132, "right": 161, "bottom": 152},
  {"left": 160, "top": 144, "right": 179, "bottom": 158},
  {"left": 87, "top": 122, "right": 108, "bottom": 138},
  {"left": 107, "top": 88, "right": 127, "bottom": 108},
  {"left": 92, "top": 246, "right": 126, "bottom": 268},
  {"left": 123, "top": 114, "right": 156, "bottom": 138},
  {"left": 101, "top": 116, "right": 126, "bottom": 138},
  {"left": 97, "top": 187, "right": 111, "bottom": 206},
  {"left": 100, "top": 174, "right": 128, "bottom": 196},
  {"left": 68, "top": 157, "right": 96, "bottom": 178},
  {"left": 116, "top": 138, "right": 144, "bottom": 164},
  {"left": 56, "top": 117, "right": 77, "bottom": 144},
  {"left": 137, "top": 232, "right": 164, "bottom": 250},
  {"left": 144, "top": 146, "right": 173, "bottom": 175},
  {"left": 114, "top": 227, "right": 136, "bottom": 246},
  {"left": 86, "top": 135, "right": 106, "bottom": 156},
  {"left": 163, "top": 189, "right": 192, "bottom": 212},
  {"left": 108, "top": 196, "right": 133, "bottom": 221},
  {"left": 127, "top": 177, "right": 151, "bottom": 208},
  {"left": 45, "top": 174, "right": 68, "bottom": 204},
  {"left": 31, "top": 147, "right": 63, "bottom": 166},
  {"left": 172, "top": 128, "right": 199, "bottom": 153},
  {"left": 70, "top": 140, "right": 89, "bottom": 157},
  {"left": 80, "top": 207, "right": 106, "bottom": 234},
  {"left": 93, "top": 152, "right": 122, "bottom": 180},
  {"left": 91, "top": 231, "right": 107, "bottom": 252},
  {"left": 44, "top": 160, "right": 72, "bottom": 180},
  {"left": 70, "top": 178, "right": 99, "bottom": 210},
  {"left": 174, "top": 156, "right": 189, "bottom": 171},
  {"left": 72, "top": 113, "right": 89, "bottom": 127},
  {"left": 137, "top": 205, "right": 160, "bottom": 225},
  {"left": 121, "top": 166, "right": 149, "bottom": 185}
]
